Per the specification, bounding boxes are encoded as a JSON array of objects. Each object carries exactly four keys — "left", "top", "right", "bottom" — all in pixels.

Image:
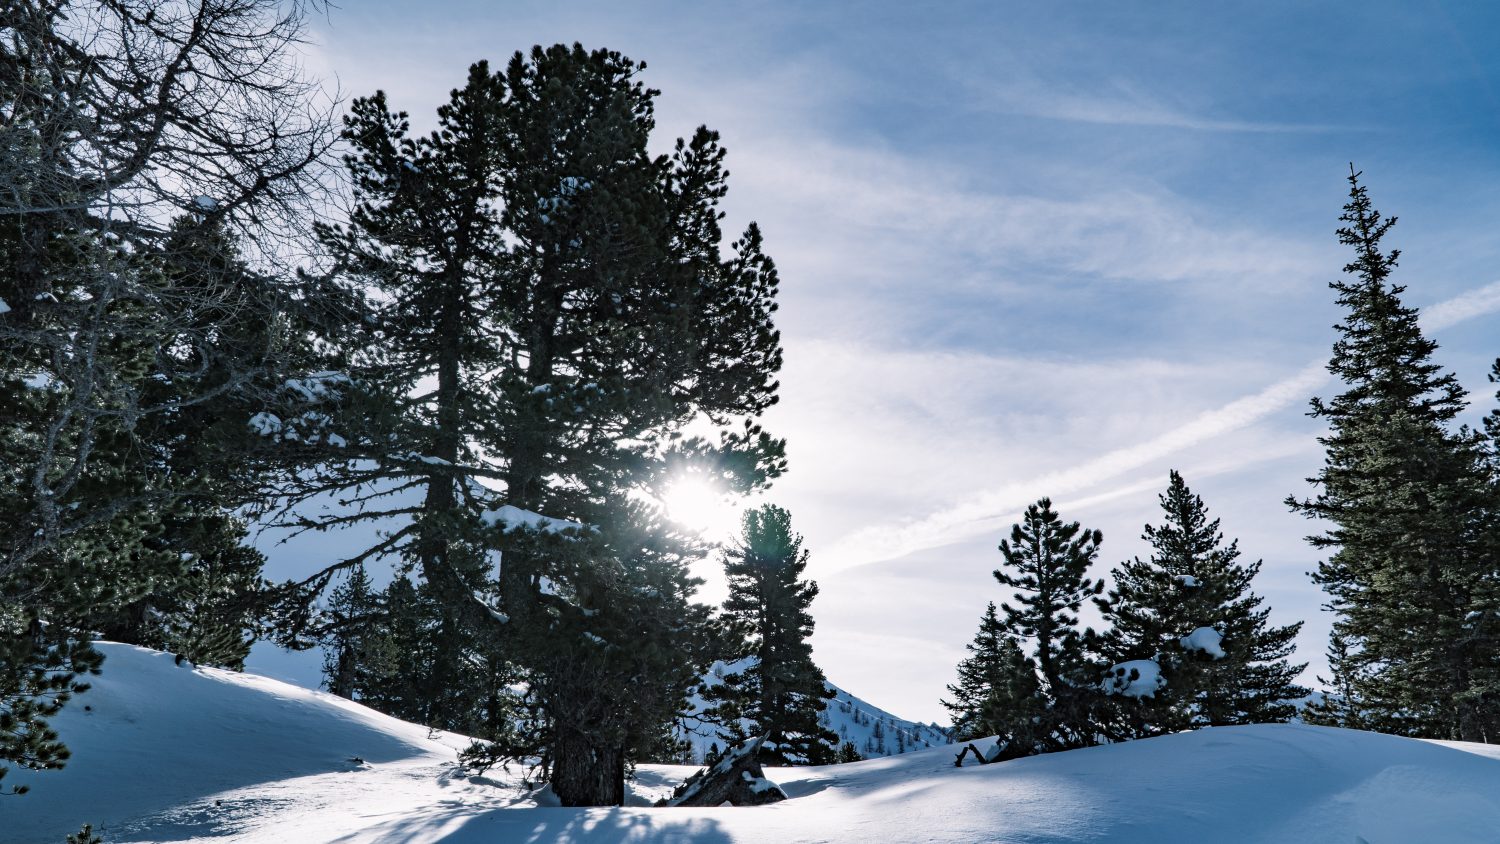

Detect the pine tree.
[
  {"left": 835, "top": 741, "right": 862, "bottom": 763},
  {"left": 942, "top": 602, "right": 1045, "bottom": 751},
  {"left": 280, "top": 46, "right": 786, "bottom": 806},
  {"left": 702, "top": 505, "right": 838, "bottom": 765},
  {"left": 1301, "top": 629, "right": 1372, "bottom": 730},
  {"left": 1289, "top": 168, "right": 1500, "bottom": 741},
  {"left": 1097, "top": 471, "right": 1306, "bottom": 736},
  {"left": 1487, "top": 359, "right": 1500, "bottom": 448},
  {"left": 321, "top": 565, "right": 383, "bottom": 699},
  {"left": 991, "top": 498, "right": 1106, "bottom": 755}
]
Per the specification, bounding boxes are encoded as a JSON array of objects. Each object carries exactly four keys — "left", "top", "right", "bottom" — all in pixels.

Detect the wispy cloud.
[
  {"left": 823, "top": 280, "right": 1500, "bottom": 571},
  {"left": 1420, "top": 279, "right": 1500, "bottom": 330},
  {"left": 977, "top": 75, "right": 1346, "bottom": 134}
]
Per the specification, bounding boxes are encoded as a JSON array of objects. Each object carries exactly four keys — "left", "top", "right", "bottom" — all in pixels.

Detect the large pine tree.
[
  {"left": 1097, "top": 471, "right": 1305, "bottom": 736},
  {"left": 1289, "top": 168, "right": 1500, "bottom": 741},
  {"left": 990, "top": 498, "right": 1105, "bottom": 756},
  {"left": 279, "top": 46, "right": 787, "bottom": 805},
  {"left": 702, "top": 505, "right": 838, "bottom": 766}
]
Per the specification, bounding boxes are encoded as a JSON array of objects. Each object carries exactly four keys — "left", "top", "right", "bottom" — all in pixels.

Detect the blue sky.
[{"left": 252, "top": 1, "right": 1500, "bottom": 723}]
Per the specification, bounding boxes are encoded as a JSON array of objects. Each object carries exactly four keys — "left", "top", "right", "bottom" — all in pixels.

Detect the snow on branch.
[{"left": 1102, "top": 659, "right": 1165, "bottom": 699}]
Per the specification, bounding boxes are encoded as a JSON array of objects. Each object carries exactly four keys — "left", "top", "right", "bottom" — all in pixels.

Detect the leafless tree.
[
  {"left": 0, "top": 0, "right": 340, "bottom": 577},
  {"left": 0, "top": 0, "right": 343, "bottom": 789}
]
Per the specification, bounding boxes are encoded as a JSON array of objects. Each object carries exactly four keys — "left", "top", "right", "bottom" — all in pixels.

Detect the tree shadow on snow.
[{"left": 338, "top": 805, "right": 736, "bottom": 844}]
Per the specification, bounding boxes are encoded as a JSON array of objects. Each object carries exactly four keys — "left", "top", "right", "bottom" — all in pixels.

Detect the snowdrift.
[{"left": 11, "top": 642, "right": 1500, "bottom": 843}]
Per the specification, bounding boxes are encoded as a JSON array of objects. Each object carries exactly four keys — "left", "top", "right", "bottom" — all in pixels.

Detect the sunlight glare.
[{"left": 661, "top": 476, "right": 741, "bottom": 542}]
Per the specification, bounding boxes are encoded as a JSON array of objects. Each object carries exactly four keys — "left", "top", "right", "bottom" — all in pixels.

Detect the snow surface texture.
[
  {"left": 678, "top": 658, "right": 950, "bottom": 763},
  {"left": 14, "top": 643, "right": 1500, "bottom": 843}
]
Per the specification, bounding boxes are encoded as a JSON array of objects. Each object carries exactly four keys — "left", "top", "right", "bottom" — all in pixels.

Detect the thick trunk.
[
  {"left": 331, "top": 644, "right": 356, "bottom": 698},
  {"left": 551, "top": 730, "right": 625, "bottom": 807}
]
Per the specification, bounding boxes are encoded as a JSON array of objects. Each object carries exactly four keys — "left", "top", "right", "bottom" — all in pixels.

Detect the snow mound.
[
  {"left": 9, "top": 642, "right": 468, "bottom": 843},
  {"left": 13, "top": 642, "right": 1500, "bottom": 842}
]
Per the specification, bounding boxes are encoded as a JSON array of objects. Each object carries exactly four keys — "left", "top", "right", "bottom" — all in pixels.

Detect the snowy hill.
[
  {"left": 677, "top": 658, "right": 950, "bottom": 763},
  {"left": 820, "top": 683, "right": 951, "bottom": 757},
  {"left": 13, "top": 642, "right": 1500, "bottom": 843}
]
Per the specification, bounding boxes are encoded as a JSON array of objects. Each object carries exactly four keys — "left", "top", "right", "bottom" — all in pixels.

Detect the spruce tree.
[
  {"left": 1489, "top": 357, "right": 1500, "bottom": 458},
  {"left": 1289, "top": 168, "right": 1500, "bottom": 741},
  {"left": 942, "top": 602, "right": 1045, "bottom": 751},
  {"left": 702, "top": 505, "right": 838, "bottom": 766},
  {"left": 1097, "top": 471, "right": 1305, "bottom": 736},
  {"left": 991, "top": 498, "right": 1105, "bottom": 755}
]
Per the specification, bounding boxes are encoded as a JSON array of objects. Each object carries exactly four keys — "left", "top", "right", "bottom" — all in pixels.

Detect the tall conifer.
[
  {"left": 703, "top": 505, "right": 838, "bottom": 766},
  {"left": 285, "top": 46, "right": 787, "bottom": 805},
  {"left": 1289, "top": 169, "right": 1500, "bottom": 741}
]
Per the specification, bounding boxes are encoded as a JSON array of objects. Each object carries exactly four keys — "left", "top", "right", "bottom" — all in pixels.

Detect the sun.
[{"left": 660, "top": 475, "right": 742, "bottom": 542}]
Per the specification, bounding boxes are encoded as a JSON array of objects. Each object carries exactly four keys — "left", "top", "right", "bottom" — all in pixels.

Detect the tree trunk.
[{"left": 551, "top": 729, "right": 625, "bottom": 807}]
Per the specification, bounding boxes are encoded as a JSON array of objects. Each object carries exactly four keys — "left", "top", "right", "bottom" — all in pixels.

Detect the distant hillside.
[{"left": 677, "top": 658, "right": 950, "bottom": 763}]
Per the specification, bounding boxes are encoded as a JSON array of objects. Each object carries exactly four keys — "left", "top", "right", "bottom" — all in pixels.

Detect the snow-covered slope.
[
  {"left": 677, "top": 658, "right": 950, "bottom": 763},
  {"left": 14, "top": 642, "right": 1500, "bottom": 843},
  {"left": 820, "top": 682, "right": 950, "bottom": 757}
]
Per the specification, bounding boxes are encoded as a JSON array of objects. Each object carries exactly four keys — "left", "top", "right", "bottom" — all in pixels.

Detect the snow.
[
  {"left": 247, "top": 412, "right": 283, "bottom": 437},
  {"left": 470, "top": 590, "right": 508, "bottom": 624},
  {"left": 1102, "top": 658, "right": 1166, "bottom": 698},
  {"left": 1181, "top": 626, "right": 1227, "bottom": 659},
  {"left": 14, "top": 642, "right": 1500, "bottom": 842},
  {"left": 480, "top": 504, "right": 588, "bottom": 534},
  {"left": 1174, "top": 574, "right": 1200, "bottom": 587},
  {"left": 281, "top": 371, "right": 351, "bottom": 402}
]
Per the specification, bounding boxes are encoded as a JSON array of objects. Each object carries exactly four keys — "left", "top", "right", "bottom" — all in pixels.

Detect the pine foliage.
[
  {"left": 1289, "top": 169, "right": 1500, "bottom": 741},
  {"left": 942, "top": 602, "right": 1044, "bottom": 749},
  {"left": 702, "top": 505, "right": 839, "bottom": 766},
  {"left": 984, "top": 498, "right": 1105, "bottom": 757},
  {"left": 1097, "top": 471, "right": 1306, "bottom": 736}
]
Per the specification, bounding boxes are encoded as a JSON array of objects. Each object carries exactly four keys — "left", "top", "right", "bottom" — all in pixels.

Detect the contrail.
[{"left": 825, "top": 279, "right": 1500, "bottom": 570}]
